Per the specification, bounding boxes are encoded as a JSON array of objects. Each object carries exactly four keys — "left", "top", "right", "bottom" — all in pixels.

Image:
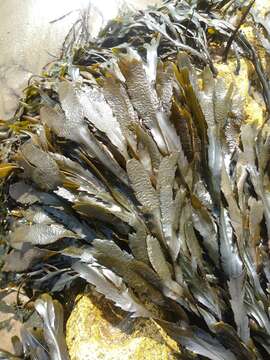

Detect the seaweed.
[{"left": 1, "top": 0, "right": 270, "bottom": 359}]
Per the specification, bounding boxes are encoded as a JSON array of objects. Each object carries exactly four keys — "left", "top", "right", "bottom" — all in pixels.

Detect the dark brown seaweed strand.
[
  {"left": 251, "top": 49, "right": 270, "bottom": 115},
  {"left": 223, "top": 0, "right": 255, "bottom": 61},
  {"left": 233, "top": 43, "right": 241, "bottom": 75},
  {"left": 49, "top": 10, "right": 76, "bottom": 24},
  {"left": 241, "top": 36, "right": 270, "bottom": 114}
]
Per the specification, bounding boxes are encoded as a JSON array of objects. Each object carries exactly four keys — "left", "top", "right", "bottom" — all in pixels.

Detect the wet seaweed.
[{"left": 1, "top": 0, "right": 270, "bottom": 359}]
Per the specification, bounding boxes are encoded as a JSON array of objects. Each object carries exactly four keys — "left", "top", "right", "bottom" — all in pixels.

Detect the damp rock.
[{"left": 66, "top": 293, "right": 180, "bottom": 360}]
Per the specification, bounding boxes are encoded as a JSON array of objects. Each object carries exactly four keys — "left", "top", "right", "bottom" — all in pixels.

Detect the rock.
[
  {"left": 0, "top": 289, "right": 29, "bottom": 355},
  {"left": 66, "top": 293, "right": 180, "bottom": 360},
  {"left": 254, "top": 0, "right": 269, "bottom": 17}
]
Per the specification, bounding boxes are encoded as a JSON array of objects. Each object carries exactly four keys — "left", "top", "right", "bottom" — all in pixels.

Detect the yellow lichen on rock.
[
  {"left": 215, "top": 58, "right": 265, "bottom": 125},
  {"left": 66, "top": 294, "right": 180, "bottom": 360}
]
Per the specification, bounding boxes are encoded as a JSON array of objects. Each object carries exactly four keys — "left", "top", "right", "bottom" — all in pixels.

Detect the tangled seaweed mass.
[{"left": 1, "top": 0, "right": 270, "bottom": 359}]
